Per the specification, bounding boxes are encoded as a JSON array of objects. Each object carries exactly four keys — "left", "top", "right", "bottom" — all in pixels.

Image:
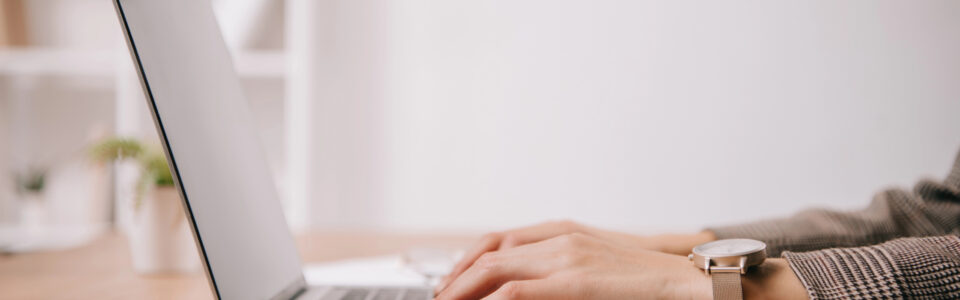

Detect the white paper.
[{"left": 303, "top": 255, "right": 432, "bottom": 287}]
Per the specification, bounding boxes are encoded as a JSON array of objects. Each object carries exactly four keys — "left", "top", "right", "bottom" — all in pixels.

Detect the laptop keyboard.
[{"left": 317, "top": 287, "right": 431, "bottom": 300}]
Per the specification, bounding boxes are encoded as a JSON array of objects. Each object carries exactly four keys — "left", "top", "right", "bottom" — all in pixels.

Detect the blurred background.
[{"left": 2, "top": 0, "right": 960, "bottom": 250}]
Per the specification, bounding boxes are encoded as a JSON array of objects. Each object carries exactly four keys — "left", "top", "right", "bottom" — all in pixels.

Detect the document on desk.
[{"left": 303, "top": 255, "right": 431, "bottom": 287}]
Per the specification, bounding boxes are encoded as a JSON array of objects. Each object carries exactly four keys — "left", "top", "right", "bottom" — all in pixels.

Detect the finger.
[
  {"left": 482, "top": 279, "right": 582, "bottom": 300},
  {"left": 441, "top": 221, "right": 582, "bottom": 294},
  {"left": 497, "top": 221, "right": 580, "bottom": 250},
  {"left": 437, "top": 242, "right": 562, "bottom": 300},
  {"left": 439, "top": 233, "right": 503, "bottom": 292}
]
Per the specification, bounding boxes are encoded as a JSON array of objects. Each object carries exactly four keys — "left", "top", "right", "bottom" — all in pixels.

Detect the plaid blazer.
[{"left": 709, "top": 150, "right": 960, "bottom": 299}]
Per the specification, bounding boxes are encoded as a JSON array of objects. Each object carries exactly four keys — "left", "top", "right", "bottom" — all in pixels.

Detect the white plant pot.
[
  {"left": 127, "top": 186, "right": 200, "bottom": 274},
  {"left": 19, "top": 193, "right": 48, "bottom": 234}
]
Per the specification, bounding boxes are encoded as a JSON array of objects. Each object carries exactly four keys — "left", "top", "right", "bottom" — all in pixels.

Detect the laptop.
[{"left": 112, "top": 1, "right": 433, "bottom": 299}]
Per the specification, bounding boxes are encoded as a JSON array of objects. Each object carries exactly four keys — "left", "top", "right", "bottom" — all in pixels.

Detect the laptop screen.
[{"left": 115, "top": 0, "right": 304, "bottom": 299}]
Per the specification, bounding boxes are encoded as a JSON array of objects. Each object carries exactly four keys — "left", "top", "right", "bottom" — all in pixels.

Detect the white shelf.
[
  {"left": 0, "top": 48, "right": 115, "bottom": 77},
  {"left": 0, "top": 48, "right": 284, "bottom": 79}
]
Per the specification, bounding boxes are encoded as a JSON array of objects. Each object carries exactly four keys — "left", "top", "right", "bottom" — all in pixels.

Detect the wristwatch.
[{"left": 688, "top": 239, "right": 766, "bottom": 300}]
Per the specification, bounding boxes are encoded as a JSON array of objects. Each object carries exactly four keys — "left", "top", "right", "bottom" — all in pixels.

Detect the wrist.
[
  {"left": 741, "top": 258, "right": 808, "bottom": 300},
  {"left": 682, "top": 258, "right": 806, "bottom": 300},
  {"left": 682, "top": 238, "right": 804, "bottom": 300},
  {"left": 686, "top": 269, "right": 714, "bottom": 300},
  {"left": 669, "top": 254, "right": 713, "bottom": 300}
]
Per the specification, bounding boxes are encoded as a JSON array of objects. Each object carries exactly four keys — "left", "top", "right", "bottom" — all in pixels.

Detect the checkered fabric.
[{"left": 708, "top": 150, "right": 960, "bottom": 299}]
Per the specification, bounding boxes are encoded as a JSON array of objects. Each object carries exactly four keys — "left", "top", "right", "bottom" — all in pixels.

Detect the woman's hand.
[
  {"left": 438, "top": 220, "right": 715, "bottom": 293},
  {"left": 434, "top": 233, "right": 713, "bottom": 300}
]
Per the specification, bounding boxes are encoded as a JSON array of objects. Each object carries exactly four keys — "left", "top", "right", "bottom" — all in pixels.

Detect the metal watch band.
[
  {"left": 691, "top": 239, "right": 766, "bottom": 300},
  {"left": 711, "top": 271, "right": 743, "bottom": 300}
]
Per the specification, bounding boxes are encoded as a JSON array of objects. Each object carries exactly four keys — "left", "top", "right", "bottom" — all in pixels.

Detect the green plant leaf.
[
  {"left": 88, "top": 137, "right": 176, "bottom": 209},
  {"left": 142, "top": 151, "right": 174, "bottom": 186},
  {"left": 89, "top": 138, "right": 144, "bottom": 163},
  {"left": 14, "top": 169, "right": 45, "bottom": 194}
]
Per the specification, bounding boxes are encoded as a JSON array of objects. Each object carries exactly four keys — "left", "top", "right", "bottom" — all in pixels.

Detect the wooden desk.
[{"left": 0, "top": 232, "right": 474, "bottom": 299}]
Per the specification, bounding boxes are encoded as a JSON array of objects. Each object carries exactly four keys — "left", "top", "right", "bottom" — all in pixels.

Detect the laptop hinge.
[{"left": 270, "top": 276, "right": 309, "bottom": 300}]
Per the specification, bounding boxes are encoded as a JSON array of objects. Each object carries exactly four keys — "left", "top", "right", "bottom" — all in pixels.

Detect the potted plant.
[{"left": 90, "top": 138, "right": 198, "bottom": 274}]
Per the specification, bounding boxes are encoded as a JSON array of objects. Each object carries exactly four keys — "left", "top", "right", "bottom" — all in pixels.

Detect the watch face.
[{"left": 693, "top": 239, "right": 766, "bottom": 257}]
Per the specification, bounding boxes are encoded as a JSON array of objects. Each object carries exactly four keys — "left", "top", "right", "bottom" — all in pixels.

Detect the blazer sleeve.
[
  {"left": 706, "top": 150, "right": 960, "bottom": 257},
  {"left": 783, "top": 234, "right": 960, "bottom": 299}
]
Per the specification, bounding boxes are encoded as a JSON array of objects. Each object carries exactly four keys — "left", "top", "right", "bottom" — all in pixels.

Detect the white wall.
[
  {"left": 303, "top": 0, "right": 960, "bottom": 233},
  {"left": 7, "top": 0, "right": 960, "bottom": 234}
]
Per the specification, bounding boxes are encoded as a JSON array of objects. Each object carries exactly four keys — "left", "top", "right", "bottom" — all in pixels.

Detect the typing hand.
[
  {"left": 437, "top": 220, "right": 714, "bottom": 294},
  {"left": 434, "top": 233, "right": 711, "bottom": 300}
]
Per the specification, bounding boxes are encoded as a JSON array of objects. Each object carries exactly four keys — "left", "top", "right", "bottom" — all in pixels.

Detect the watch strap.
[{"left": 711, "top": 270, "right": 743, "bottom": 300}]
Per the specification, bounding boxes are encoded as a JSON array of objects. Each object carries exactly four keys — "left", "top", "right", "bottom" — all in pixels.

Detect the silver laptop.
[{"left": 112, "top": 1, "right": 432, "bottom": 299}]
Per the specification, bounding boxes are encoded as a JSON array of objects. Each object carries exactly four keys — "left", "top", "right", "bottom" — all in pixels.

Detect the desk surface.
[{"left": 0, "top": 232, "right": 474, "bottom": 299}]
